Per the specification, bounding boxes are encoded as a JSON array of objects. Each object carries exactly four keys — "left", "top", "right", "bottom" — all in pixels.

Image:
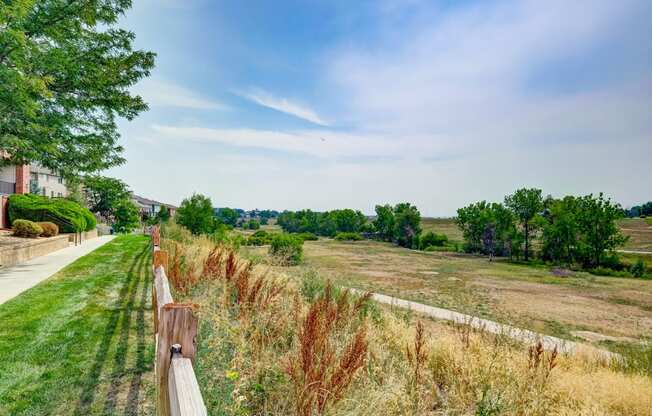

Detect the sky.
[{"left": 109, "top": 0, "right": 652, "bottom": 216}]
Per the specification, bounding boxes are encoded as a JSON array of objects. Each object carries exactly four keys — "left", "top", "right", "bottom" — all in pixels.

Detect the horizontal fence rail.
[{"left": 150, "top": 225, "right": 207, "bottom": 416}]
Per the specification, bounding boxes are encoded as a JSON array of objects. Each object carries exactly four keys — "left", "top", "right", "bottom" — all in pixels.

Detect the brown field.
[
  {"left": 243, "top": 239, "right": 652, "bottom": 348},
  {"left": 420, "top": 217, "right": 464, "bottom": 242},
  {"left": 618, "top": 218, "right": 652, "bottom": 252},
  {"left": 164, "top": 223, "right": 652, "bottom": 415}
]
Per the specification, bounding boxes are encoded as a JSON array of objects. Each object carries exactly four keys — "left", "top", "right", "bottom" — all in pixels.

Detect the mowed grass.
[
  {"left": 243, "top": 239, "right": 652, "bottom": 349},
  {"left": 0, "top": 235, "right": 154, "bottom": 416},
  {"left": 618, "top": 218, "right": 652, "bottom": 251}
]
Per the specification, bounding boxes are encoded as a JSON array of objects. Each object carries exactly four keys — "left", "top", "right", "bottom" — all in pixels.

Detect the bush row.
[{"left": 11, "top": 220, "right": 60, "bottom": 238}]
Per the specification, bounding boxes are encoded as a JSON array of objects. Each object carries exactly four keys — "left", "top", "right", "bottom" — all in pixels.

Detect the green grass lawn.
[{"left": 0, "top": 235, "right": 154, "bottom": 416}]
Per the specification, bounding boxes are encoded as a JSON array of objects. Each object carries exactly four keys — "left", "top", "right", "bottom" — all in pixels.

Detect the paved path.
[
  {"left": 617, "top": 249, "right": 652, "bottom": 255},
  {"left": 0, "top": 235, "right": 115, "bottom": 305},
  {"left": 351, "top": 288, "right": 618, "bottom": 360}
]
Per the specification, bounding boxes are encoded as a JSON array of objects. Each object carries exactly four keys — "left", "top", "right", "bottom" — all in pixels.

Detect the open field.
[
  {"left": 618, "top": 218, "right": 652, "bottom": 252},
  {"left": 164, "top": 226, "right": 652, "bottom": 415},
  {"left": 420, "top": 217, "right": 464, "bottom": 242},
  {"left": 242, "top": 239, "right": 652, "bottom": 349},
  {"left": 0, "top": 235, "right": 154, "bottom": 416}
]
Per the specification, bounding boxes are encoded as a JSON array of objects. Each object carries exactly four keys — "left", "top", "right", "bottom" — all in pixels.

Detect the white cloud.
[
  {"left": 328, "top": 0, "right": 649, "bottom": 145},
  {"left": 115, "top": 0, "right": 651, "bottom": 215},
  {"left": 237, "top": 88, "right": 329, "bottom": 126},
  {"left": 149, "top": 124, "right": 454, "bottom": 159},
  {"left": 133, "top": 78, "right": 227, "bottom": 110}
]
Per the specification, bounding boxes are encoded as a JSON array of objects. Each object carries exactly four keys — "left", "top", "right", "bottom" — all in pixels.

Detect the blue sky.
[{"left": 110, "top": 0, "right": 652, "bottom": 215}]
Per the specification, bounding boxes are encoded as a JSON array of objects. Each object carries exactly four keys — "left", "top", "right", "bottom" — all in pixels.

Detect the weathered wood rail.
[{"left": 150, "top": 225, "right": 207, "bottom": 416}]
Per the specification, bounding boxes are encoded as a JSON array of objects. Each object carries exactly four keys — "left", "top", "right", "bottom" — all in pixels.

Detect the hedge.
[{"left": 8, "top": 194, "right": 96, "bottom": 233}]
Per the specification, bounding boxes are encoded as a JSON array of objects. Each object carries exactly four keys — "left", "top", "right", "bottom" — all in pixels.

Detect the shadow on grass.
[{"left": 75, "top": 243, "right": 150, "bottom": 415}]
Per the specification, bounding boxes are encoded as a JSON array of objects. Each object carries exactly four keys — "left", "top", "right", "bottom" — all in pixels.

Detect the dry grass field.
[
  {"left": 420, "top": 217, "right": 464, "bottom": 243},
  {"left": 243, "top": 239, "right": 652, "bottom": 350},
  {"left": 163, "top": 224, "right": 652, "bottom": 415},
  {"left": 618, "top": 218, "right": 652, "bottom": 252}
]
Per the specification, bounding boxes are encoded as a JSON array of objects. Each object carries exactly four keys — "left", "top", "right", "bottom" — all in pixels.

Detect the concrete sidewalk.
[
  {"left": 0, "top": 235, "right": 115, "bottom": 305},
  {"left": 350, "top": 288, "right": 618, "bottom": 360}
]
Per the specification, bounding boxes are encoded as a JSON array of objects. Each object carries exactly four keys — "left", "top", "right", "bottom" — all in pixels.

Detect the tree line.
[
  {"left": 456, "top": 188, "right": 629, "bottom": 270},
  {"left": 624, "top": 201, "right": 652, "bottom": 218},
  {"left": 276, "top": 203, "right": 444, "bottom": 251}
]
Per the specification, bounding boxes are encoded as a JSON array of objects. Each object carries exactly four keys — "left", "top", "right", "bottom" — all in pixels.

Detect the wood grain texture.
[
  {"left": 156, "top": 305, "right": 199, "bottom": 416},
  {"left": 168, "top": 354, "right": 207, "bottom": 416}
]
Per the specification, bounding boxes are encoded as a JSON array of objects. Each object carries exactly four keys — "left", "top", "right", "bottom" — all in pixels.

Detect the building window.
[
  {"left": 58, "top": 177, "right": 63, "bottom": 184},
  {"left": 42, "top": 188, "right": 46, "bottom": 196},
  {"left": 51, "top": 190, "right": 54, "bottom": 198},
  {"left": 57, "top": 192, "right": 62, "bottom": 197}
]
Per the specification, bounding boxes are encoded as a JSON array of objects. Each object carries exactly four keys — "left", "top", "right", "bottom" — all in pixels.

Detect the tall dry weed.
[{"left": 286, "top": 282, "right": 369, "bottom": 415}]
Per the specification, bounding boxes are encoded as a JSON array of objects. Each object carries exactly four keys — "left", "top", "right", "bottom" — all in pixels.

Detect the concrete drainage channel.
[{"left": 349, "top": 288, "right": 619, "bottom": 361}]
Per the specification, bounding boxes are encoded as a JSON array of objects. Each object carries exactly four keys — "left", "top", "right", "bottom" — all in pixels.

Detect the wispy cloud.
[
  {"left": 237, "top": 88, "right": 329, "bottom": 126},
  {"left": 149, "top": 124, "right": 450, "bottom": 159},
  {"left": 133, "top": 78, "right": 227, "bottom": 110}
]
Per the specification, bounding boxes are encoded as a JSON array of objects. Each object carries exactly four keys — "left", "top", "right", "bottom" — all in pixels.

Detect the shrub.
[
  {"left": 334, "top": 232, "right": 363, "bottom": 241},
  {"left": 630, "top": 259, "right": 646, "bottom": 278},
  {"left": 419, "top": 231, "right": 448, "bottom": 249},
  {"left": 297, "top": 232, "right": 318, "bottom": 241},
  {"left": 269, "top": 234, "right": 303, "bottom": 265},
  {"left": 252, "top": 230, "right": 268, "bottom": 238},
  {"left": 36, "top": 222, "right": 59, "bottom": 237},
  {"left": 81, "top": 210, "right": 97, "bottom": 231},
  {"left": 8, "top": 194, "right": 95, "bottom": 233},
  {"left": 246, "top": 220, "right": 260, "bottom": 230},
  {"left": 12, "top": 219, "right": 43, "bottom": 238}
]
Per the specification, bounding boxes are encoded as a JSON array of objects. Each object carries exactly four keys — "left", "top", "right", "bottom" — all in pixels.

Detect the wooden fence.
[{"left": 151, "top": 225, "right": 207, "bottom": 416}]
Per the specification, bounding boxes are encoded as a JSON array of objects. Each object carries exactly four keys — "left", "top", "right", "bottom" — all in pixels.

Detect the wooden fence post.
[
  {"left": 153, "top": 250, "right": 169, "bottom": 273},
  {"left": 156, "top": 304, "right": 199, "bottom": 416}
]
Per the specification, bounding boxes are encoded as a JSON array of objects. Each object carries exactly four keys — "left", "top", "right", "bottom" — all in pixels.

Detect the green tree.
[
  {"left": 113, "top": 199, "right": 139, "bottom": 233},
  {"left": 0, "top": 0, "right": 155, "bottom": 177},
  {"left": 373, "top": 204, "right": 395, "bottom": 241},
  {"left": 83, "top": 176, "right": 131, "bottom": 220},
  {"left": 176, "top": 194, "right": 215, "bottom": 235},
  {"left": 155, "top": 205, "right": 171, "bottom": 223},
  {"left": 215, "top": 207, "right": 238, "bottom": 226},
  {"left": 393, "top": 203, "right": 421, "bottom": 248},
  {"left": 540, "top": 196, "right": 580, "bottom": 265},
  {"left": 331, "top": 209, "right": 366, "bottom": 233},
  {"left": 504, "top": 188, "right": 543, "bottom": 261},
  {"left": 456, "top": 201, "right": 517, "bottom": 257},
  {"left": 574, "top": 193, "right": 628, "bottom": 268}
]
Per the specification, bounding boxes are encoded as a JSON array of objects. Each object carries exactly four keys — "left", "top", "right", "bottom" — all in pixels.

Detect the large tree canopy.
[
  {"left": 83, "top": 175, "right": 131, "bottom": 220},
  {"left": 0, "top": 0, "right": 155, "bottom": 176}
]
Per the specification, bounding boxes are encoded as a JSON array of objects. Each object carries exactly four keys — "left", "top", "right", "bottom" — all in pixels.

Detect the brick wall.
[{"left": 15, "top": 165, "right": 30, "bottom": 194}]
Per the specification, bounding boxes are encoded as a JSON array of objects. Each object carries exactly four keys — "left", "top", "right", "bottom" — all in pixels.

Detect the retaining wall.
[
  {"left": 0, "top": 234, "right": 70, "bottom": 267},
  {"left": 67, "top": 228, "right": 98, "bottom": 243}
]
